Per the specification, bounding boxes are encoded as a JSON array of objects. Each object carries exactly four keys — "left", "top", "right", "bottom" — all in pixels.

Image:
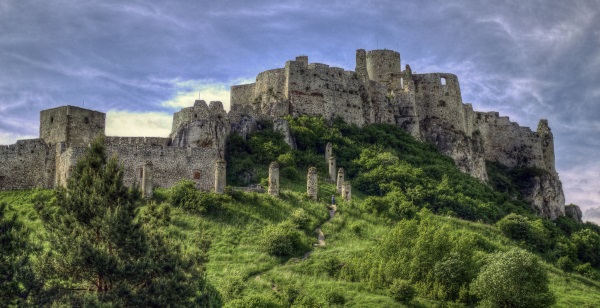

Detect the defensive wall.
[{"left": 0, "top": 48, "right": 566, "bottom": 219}]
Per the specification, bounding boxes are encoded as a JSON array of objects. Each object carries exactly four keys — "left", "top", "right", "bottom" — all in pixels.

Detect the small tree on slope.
[
  {"left": 34, "top": 137, "right": 220, "bottom": 307},
  {"left": 471, "top": 248, "right": 555, "bottom": 308}
]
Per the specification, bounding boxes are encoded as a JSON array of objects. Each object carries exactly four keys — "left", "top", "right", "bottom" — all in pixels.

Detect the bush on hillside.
[
  {"left": 170, "top": 180, "right": 231, "bottom": 214},
  {"left": 261, "top": 221, "right": 309, "bottom": 257},
  {"left": 471, "top": 248, "right": 555, "bottom": 308},
  {"left": 388, "top": 279, "right": 416, "bottom": 304}
]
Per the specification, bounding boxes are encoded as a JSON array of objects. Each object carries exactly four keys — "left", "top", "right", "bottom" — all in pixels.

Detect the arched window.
[{"left": 441, "top": 77, "right": 447, "bottom": 86}]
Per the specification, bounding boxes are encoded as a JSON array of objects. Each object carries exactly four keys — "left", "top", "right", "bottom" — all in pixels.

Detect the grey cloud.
[{"left": 1, "top": 0, "right": 599, "bottom": 210}]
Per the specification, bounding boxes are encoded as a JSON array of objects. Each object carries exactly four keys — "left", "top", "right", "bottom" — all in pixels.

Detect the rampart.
[{"left": 1, "top": 48, "right": 566, "bottom": 219}]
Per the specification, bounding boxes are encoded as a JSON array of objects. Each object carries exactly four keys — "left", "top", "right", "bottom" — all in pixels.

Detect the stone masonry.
[
  {"left": 0, "top": 48, "right": 568, "bottom": 219},
  {"left": 307, "top": 167, "right": 318, "bottom": 200},
  {"left": 336, "top": 168, "right": 344, "bottom": 194},
  {"left": 268, "top": 161, "right": 279, "bottom": 197}
]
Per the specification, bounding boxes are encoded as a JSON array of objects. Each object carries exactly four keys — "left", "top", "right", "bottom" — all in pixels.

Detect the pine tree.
[
  {"left": 35, "top": 137, "right": 221, "bottom": 307},
  {"left": 0, "top": 202, "right": 39, "bottom": 306}
]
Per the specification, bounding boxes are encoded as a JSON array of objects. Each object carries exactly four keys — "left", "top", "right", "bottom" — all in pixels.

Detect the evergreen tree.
[
  {"left": 0, "top": 202, "right": 39, "bottom": 306},
  {"left": 35, "top": 137, "right": 220, "bottom": 307}
]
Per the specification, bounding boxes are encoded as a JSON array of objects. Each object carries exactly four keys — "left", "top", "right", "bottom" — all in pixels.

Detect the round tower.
[{"left": 366, "top": 49, "right": 401, "bottom": 83}]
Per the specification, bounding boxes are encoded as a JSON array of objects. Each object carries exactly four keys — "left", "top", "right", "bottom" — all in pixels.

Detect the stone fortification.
[
  {"left": 1, "top": 48, "right": 568, "bottom": 219},
  {"left": 1, "top": 101, "right": 226, "bottom": 193},
  {"left": 229, "top": 48, "right": 566, "bottom": 219}
]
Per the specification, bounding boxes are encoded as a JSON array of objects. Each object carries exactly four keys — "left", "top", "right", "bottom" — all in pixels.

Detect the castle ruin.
[{"left": 0, "top": 49, "right": 566, "bottom": 219}]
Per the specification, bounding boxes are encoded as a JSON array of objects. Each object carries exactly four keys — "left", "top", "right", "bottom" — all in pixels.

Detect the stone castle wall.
[
  {"left": 0, "top": 48, "right": 566, "bottom": 219},
  {"left": 0, "top": 139, "right": 55, "bottom": 190},
  {"left": 227, "top": 48, "right": 565, "bottom": 219}
]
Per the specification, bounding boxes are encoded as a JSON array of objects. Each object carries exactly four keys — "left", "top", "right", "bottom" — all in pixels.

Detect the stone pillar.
[
  {"left": 214, "top": 159, "right": 226, "bottom": 194},
  {"left": 336, "top": 168, "right": 345, "bottom": 194},
  {"left": 268, "top": 161, "right": 279, "bottom": 197},
  {"left": 307, "top": 167, "right": 318, "bottom": 200},
  {"left": 342, "top": 181, "right": 351, "bottom": 201},
  {"left": 328, "top": 156, "right": 336, "bottom": 182},
  {"left": 142, "top": 161, "right": 153, "bottom": 199},
  {"left": 325, "top": 142, "right": 332, "bottom": 163}
]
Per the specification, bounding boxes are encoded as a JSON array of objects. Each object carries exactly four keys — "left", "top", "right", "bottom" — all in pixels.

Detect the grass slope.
[{"left": 3, "top": 118, "right": 600, "bottom": 306}]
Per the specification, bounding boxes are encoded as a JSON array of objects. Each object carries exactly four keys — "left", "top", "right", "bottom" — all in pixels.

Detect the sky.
[{"left": 1, "top": 0, "right": 599, "bottom": 219}]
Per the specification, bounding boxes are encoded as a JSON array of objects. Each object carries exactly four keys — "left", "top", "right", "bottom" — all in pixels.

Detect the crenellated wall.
[
  {"left": 1, "top": 48, "right": 566, "bottom": 219},
  {"left": 227, "top": 48, "right": 566, "bottom": 219}
]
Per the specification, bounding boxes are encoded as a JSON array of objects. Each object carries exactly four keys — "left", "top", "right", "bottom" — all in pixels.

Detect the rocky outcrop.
[
  {"left": 565, "top": 204, "right": 583, "bottom": 223},
  {"left": 519, "top": 172, "right": 565, "bottom": 220}
]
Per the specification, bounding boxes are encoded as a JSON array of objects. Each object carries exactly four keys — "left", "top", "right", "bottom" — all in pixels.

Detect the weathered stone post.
[
  {"left": 214, "top": 159, "right": 226, "bottom": 194},
  {"left": 142, "top": 161, "right": 153, "bottom": 199},
  {"left": 342, "top": 181, "right": 351, "bottom": 201},
  {"left": 336, "top": 168, "right": 344, "bottom": 194},
  {"left": 307, "top": 167, "right": 318, "bottom": 200},
  {"left": 328, "top": 156, "right": 336, "bottom": 182},
  {"left": 268, "top": 161, "right": 279, "bottom": 197},
  {"left": 325, "top": 142, "right": 332, "bottom": 162}
]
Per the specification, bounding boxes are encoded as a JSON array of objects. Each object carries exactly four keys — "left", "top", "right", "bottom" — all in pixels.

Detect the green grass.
[{"left": 4, "top": 174, "right": 600, "bottom": 306}]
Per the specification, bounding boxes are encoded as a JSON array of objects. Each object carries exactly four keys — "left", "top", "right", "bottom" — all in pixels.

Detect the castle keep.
[{"left": 0, "top": 49, "right": 566, "bottom": 219}]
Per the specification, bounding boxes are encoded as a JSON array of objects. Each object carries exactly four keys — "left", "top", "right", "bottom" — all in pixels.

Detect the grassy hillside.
[{"left": 2, "top": 117, "right": 600, "bottom": 307}]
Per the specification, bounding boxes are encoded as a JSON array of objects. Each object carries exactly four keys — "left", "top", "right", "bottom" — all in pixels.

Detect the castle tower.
[
  {"left": 40, "top": 105, "right": 105, "bottom": 147},
  {"left": 307, "top": 167, "right": 318, "bottom": 200},
  {"left": 214, "top": 159, "right": 226, "bottom": 194},
  {"left": 365, "top": 49, "right": 401, "bottom": 84},
  {"left": 336, "top": 168, "right": 345, "bottom": 194},
  {"left": 355, "top": 49, "right": 368, "bottom": 81},
  {"left": 268, "top": 161, "right": 280, "bottom": 197},
  {"left": 342, "top": 181, "right": 352, "bottom": 201},
  {"left": 328, "top": 156, "right": 336, "bottom": 182},
  {"left": 325, "top": 142, "right": 333, "bottom": 162},
  {"left": 538, "top": 119, "right": 556, "bottom": 174},
  {"left": 142, "top": 161, "right": 153, "bottom": 199}
]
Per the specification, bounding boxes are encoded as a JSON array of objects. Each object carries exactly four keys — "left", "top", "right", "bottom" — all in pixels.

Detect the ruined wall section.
[
  {"left": 285, "top": 58, "right": 370, "bottom": 126},
  {"left": 411, "top": 73, "right": 487, "bottom": 181},
  {"left": 170, "top": 100, "right": 230, "bottom": 157},
  {"left": 474, "top": 112, "right": 545, "bottom": 169},
  {"left": 105, "top": 144, "right": 218, "bottom": 191},
  {"left": 40, "top": 105, "right": 105, "bottom": 147},
  {"left": 0, "top": 139, "right": 55, "bottom": 190}
]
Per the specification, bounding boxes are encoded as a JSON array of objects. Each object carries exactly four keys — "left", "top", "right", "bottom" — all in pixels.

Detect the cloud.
[
  {"left": 560, "top": 162, "right": 600, "bottom": 214},
  {"left": 0, "top": 132, "right": 37, "bottom": 146},
  {"left": 105, "top": 110, "right": 172, "bottom": 137},
  {"left": 159, "top": 78, "right": 254, "bottom": 111}
]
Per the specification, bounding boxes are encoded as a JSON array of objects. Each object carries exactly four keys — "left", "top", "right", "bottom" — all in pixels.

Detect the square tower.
[{"left": 40, "top": 105, "right": 106, "bottom": 147}]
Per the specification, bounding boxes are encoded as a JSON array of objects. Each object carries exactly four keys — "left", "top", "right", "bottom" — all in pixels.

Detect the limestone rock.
[{"left": 565, "top": 204, "right": 583, "bottom": 223}]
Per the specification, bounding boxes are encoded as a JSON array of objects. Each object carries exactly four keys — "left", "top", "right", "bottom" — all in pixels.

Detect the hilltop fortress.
[{"left": 0, "top": 49, "right": 566, "bottom": 219}]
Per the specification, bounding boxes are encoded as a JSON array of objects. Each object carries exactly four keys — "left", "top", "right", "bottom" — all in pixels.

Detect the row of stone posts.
[{"left": 210, "top": 141, "right": 350, "bottom": 202}]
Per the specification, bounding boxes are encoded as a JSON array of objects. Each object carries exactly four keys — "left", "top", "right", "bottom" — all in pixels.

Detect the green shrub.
[
  {"left": 557, "top": 256, "right": 574, "bottom": 272},
  {"left": 388, "top": 279, "right": 416, "bottom": 304},
  {"left": 261, "top": 222, "right": 309, "bottom": 257},
  {"left": 290, "top": 209, "right": 312, "bottom": 232},
  {"left": 322, "top": 289, "right": 345, "bottom": 306},
  {"left": 170, "top": 180, "right": 231, "bottom": 214},
  {"left": 575, "top": 263, "right": 599, "bottom": 280},
  {"left": 471, "top": 248, "right": 555, "bottom": 308},
  {"left": 318, "top": 256, "right": 342, "bottom": 277}
]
